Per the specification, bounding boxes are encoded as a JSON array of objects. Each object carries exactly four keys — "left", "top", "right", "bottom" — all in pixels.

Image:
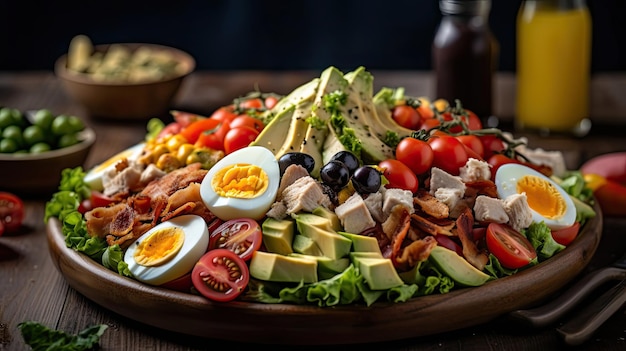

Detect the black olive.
[
  {"left": 278, "top": 152, "right": 315, "bottom": 175},
  {"left": 320, "top": 160, "right": 350, "bottom": 190},
  {"left": 330, "top": 150, "right": 360, "bottom": 175},
  {"left": 352, "top": 166, "right": 381, "bottom": 194}
]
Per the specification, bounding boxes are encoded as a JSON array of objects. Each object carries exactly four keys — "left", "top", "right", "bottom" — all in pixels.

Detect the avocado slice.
[
  {"left": 293, "top": 213, "right": 352, "bottom": 260},
  {"left": 428, "top": 246, "right": 491, "bottom": 287},
  {"left": 344, "top": 67, "right": 412, "bottom": 145},
  {"left": 261, "top": 217, "right": 295, "bottom": 255},
  {"left": 249, "top": 251, "right": 318, "bottom": 283},
  {"left": 265, "top": 77, "right": 320, "bottom": 117},
  {"left": 328, "top": 68, "right": 395, "bottom": 164},
  {"left": 290, "top": 253, "right": 350, "bottom": 280},
  {"left": 251, "top": 105, "right": 296, "bottom": 154},
  {"left": 312, "top": 206, "right": 342, "bottom": 231},
  {"left": 292, "top": 234, "right": 323, "bottom": 256},
  {"left": 351, "top": 255, "right": 404, "bottom": 290},
  {"left": 339, "top": 231, "right": 381, "bottom": 254}
]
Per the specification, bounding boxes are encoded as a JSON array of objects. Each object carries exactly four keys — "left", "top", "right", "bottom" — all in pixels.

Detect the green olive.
[
  {"left": 51, "top": 115, "right": 74, "bottom": 136},
  {"left": 0, "top": 108, "right": 14, "bottom": 129},
  {"left": 2, "top": 125, "right": 24, "bottom": 147},
  {"left": 23, "top": 125, "right": 46, "bottom": 146},
  {"left": 0, "top": 138, "right": 19, "bottom": 153},
  {"left": 57, "top": 133, "right": 80, "bottom": 148},
  {"left": 30, "top": 142, "right": 52, "bottom": 154},
  {"left": 33, "top": 109, "right": 55, "bottom": 130}
]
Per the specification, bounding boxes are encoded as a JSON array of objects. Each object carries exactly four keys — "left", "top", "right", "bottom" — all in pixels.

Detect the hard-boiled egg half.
[
  {"left": 200, "top": 146, "right": 280, "bottom": 220},
  {"left": 124, "top": 214, "right": 209, "bottom": 286},
  {"left": 84, "top": 143, "right": 145, "bottom": 191},
  {"left": 495, "top": 163, "right": 576, "bottom": 230}
]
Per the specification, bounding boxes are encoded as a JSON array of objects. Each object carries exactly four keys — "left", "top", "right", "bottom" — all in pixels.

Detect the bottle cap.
[{"left": 439, "top": 0, "right": 491, "bottom": 16}]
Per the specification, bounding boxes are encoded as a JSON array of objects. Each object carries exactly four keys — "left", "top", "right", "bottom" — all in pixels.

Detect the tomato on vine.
[
  {"left": 395, "top": 137, "right": 434, "bottom": 175},
  {"left": 427, "top": 135, "right": 468, "bottom": 175}
]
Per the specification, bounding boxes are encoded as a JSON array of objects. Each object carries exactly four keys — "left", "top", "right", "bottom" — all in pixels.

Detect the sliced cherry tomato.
[
  {"left": 78, "top": 190, "right": 116, "bottom": 214},
  {"left": 456, "top": 135, "right": 484, "bottom": 159},
  {"left": 486, "top": 222, "right": 537, "bottom": 269},
  {"left": 191, "top": 248, "right": 250, "bottom": 302},
  {"left": 435, "top": 234, "right": 463, "bottom": 256},
  {"left": 208, "top": 218, "right": 262, "bottom": 261},
  {"left": 551, "top": 222, "right": 580, "bottom": 246},
  {"left": 427, "top": 135, "right": 469, "bottom": 175},
  {"left": 0, "top": 192, "right": 24, "bottom": 234},
  {"left": 229, "top": 115, "right": 265, "bottom": 133},
  {"left": 392, "top": 104, "right": 422, "bottom": 130},
  {"left": 378, "top": 159, "right": 419, "bottom": 193},
  {"left": 480, "top": 135, "right": 505, "bottom": 160},
  {"left": 223, "top": 126, "right": 259, "bottom": 154},
  {"left": 179, "top": 118, "right": 221, "bottom": 144},
  {"left": 395, "top": 137, "right": 434, "bottom": 175}
]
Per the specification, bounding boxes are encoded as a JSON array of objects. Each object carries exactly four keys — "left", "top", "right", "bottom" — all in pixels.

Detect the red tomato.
[
  {"left": 551, "top": 222, "right": 580, "bottom": 246},
  {"left": 378, "top": 159, "right": 419, "bottom": 193},
  {"left": 486, "top": 223, "right": 537, "bottom": 269},
  {"left": 156, "top": 122, "right": 182, "bottom": 140},
  {"left": 171, "top": 110, "right": 204, "bottom": 127},
  {"left": 191, "top": 248, "right": 250, "bottom": 302},
  {"left": 229, "top": 115, "right": 264, "bottom": 133},
  {"left": 264, "top": 96, "right": 279, "bottom": 109},
  {"left": 223, "top": 126, "right": 259, "bottom": 154},
  {"left": 208, "top": 218, "right": 262, "bottom": 261},
  {"left": 480, "top": 135, "right": 505, "bottom": 160},
  {"left": 415, "top": 97, "right": 435, "bottom": 120},
  {"left": 78, "top": 190, "right": 116, "bottom": 214},
  {"left": 442, "top": 109, "right": 482, "bottom": 133},
  {"left": 195, "top": 121, "right": 231, "bottom": 151},
  {"left": 488, "top": 154, "right": 521, "bottom": 180},
  {"left": 456, "top": 135, "right": 484, "bottom": 159},
  {"left": 0, "top": 192, "right": 24, "bottom": 234},
  {"left": 210, "top": 106, "right": 238, "bottom": 123},
  {"left": 427, "top": 135, "right": 469, "bottom": 175},
  {"left": 239, "top": 98, "right": 264, "bottom": 110},
  {"left": 392, "top": 104, "right": 422, "bottom": 130},
  {"left": 435, "top": 234, "right": 463, "bottom": 256},
  {"left": 179, "top": 118, "right": 221, "bottom": 144},
  {"left": 160, "top": 272, "right": 193, "bottom": 293},
  {"left": 420, "top": 117, "right": 441, "bottom": 131},
  {"left": 395, "top": 137, "right": 434, "bottom": 175}
]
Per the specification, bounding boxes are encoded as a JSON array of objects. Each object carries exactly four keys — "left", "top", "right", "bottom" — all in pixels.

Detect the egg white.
[
  {"left": 84, "top": 143, "right": 145, "bottom": 191},
  {"left": 495, "top": 163, "right": 576, "bottom": 230},
  {"left": 200, "top": 146, "right": 280, "bottom": 220},
  {"left": 124, "top": 214, "right": 209, "bottom": 286}
]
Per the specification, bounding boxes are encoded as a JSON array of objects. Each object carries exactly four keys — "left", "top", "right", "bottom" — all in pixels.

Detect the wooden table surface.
[{"left": 1, "top": 70, "right": 625, "bottom": 350}]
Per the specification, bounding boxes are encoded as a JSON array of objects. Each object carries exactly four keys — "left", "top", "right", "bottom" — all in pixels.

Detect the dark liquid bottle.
[{"left": 432, "top": 0, "right": 497, "bottom": 122}]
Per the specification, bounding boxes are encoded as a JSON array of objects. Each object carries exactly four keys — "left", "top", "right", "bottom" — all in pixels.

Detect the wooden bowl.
[
  {"left": 0, "top": 128, "right": 95, "bottom": 197},
  {"left": 54, "top": 43, "right": 195, "bottom": 120},
  {"left": 46, "top": 202, "right": 602, "bottom": 345}
]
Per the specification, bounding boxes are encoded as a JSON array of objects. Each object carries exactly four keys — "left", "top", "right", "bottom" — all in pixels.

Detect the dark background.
[{"left": 1, "top": 0, "right": 624, "bottom": 73}]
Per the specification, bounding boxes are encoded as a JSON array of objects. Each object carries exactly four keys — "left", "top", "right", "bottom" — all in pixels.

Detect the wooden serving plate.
[{"left": 46, "top": 204, "right": 602, "bottom": 345}]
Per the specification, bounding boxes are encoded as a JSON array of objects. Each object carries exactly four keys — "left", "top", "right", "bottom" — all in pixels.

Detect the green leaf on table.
[{"left": 17, "top": 321, "right": 108, "bottom": 351}]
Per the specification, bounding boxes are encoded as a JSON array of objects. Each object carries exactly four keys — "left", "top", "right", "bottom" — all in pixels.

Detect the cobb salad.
[{"left": 45, "top": 66, "right": 596, "bottom": 307}]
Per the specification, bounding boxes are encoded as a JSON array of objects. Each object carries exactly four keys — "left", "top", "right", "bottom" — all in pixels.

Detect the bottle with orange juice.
[{"left": 515, "top": 0, "right": 592, "bottom": 136}]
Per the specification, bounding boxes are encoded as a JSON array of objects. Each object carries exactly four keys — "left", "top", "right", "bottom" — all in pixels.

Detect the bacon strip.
[{"left": 456, "top": 207, "right": 488, "bottom": 270}]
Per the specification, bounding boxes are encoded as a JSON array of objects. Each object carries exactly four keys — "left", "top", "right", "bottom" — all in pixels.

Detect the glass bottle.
[
  {"left": 432, "top": 0, "right": 498, "bottom": 123},
  {"left": 516, "top": 0, "right": 592, "bottom": 136}
]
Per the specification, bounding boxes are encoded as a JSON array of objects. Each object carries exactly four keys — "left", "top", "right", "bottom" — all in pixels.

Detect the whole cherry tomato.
[
  {"left": 229, "top": 115, "right": 265, "bottom": 133},
  {"left": 428, "top": 135, "right": 468, "bottom": 175},
  {"left": 392, "top": 104, "right": 421, "bottom": 130},
  {"left": 223, "top": 126, "right": 259, "bottom": 154},
  {"left": 455, "top": 135, "right": 485, "bottom": 159},
  {"left": 395, "top": 137, "right": 434, "bottom": 175},
  {"left": 378, "top": 159, "right": 419, "bottom": 193}
]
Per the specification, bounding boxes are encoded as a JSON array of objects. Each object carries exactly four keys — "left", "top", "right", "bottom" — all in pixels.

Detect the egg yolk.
[
  {"left": 211, "top": 163, "right": 268, "bottom": 199},
  {"left": 133, "top": 227, "right": 185, "bottom": 266},
  {"left": 516, "top": 175, "right": 566, "bottom": 219}
]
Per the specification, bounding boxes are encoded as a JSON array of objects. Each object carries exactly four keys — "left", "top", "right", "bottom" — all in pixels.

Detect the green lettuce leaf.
[{"left": 18, "top": 321, "right": 108, "bottom": 351}]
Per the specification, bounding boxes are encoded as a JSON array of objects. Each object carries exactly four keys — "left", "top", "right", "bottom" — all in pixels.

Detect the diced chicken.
[
  {"left": 503, "top": 192, "right": 533, "bottom": 232},
  {"left": 473, "top": 195, "right": 509, "bottom": 224},
  {"left": 102, "top": 164, "right": 143, "bottom": 197},
  {"left": 382, "top": 188, "right": 415, "bottom": 219},
  {"left": 460, "top": 158, "right": 491, "bottom": 182},
  {"left": 513, "top": 139, "right": 567, "bottom": 177},
  {"left": 334, "top": 192, "right": 376, "bottom": 234},
  {"left": 363, "top": 191, "right": 384, "bottom": 222},
  {"left": 276, "top": 164, "right": 310, "bottom": 201},
  {"left": 266, "top": 201, "right": 288, "bottom": 220},
  {"left": 139, "top": 163, "right": 166, "bottom": 185},
  {"left": 281, "top": 176, "right": 331, "bottom": 214},
  {"left": 429, "top": 167, "right": 466, "bottom": 195}
]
